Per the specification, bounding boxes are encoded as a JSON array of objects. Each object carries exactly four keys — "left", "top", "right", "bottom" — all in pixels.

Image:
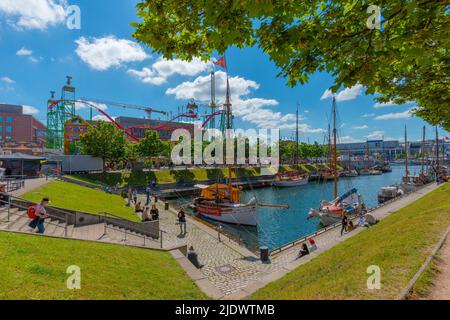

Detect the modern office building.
[{"left": 336, "top": 140, "right": 402, "bottom": 160}]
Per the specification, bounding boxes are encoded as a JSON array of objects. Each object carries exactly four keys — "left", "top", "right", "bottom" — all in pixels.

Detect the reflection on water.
[{"left": 172, "top": 165, "right": 421, "bottom": 251}]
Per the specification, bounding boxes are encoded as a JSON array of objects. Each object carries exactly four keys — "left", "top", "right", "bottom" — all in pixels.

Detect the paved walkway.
[
  {"left": 10, "top": 177, "right": 53, "bottom": 197},
  {"left": 140, "top": 183, "right": 443, "bottom": 299},
  {"left": 425, "top": 233, "right": 450, "bottom": 300}
]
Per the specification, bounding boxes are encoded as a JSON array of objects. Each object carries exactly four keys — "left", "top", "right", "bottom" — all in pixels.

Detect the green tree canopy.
[
  {"left": 79, "top": 121, "right": 127, "bottom": 170},
  {"left": 138, "top": 130, "right": 167, "bottom": 158},
  {"left": 132, "top": 0, "right": 449, "bottom": 130}
]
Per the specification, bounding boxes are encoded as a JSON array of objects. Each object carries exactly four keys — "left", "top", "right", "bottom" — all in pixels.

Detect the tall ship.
[
  {"left": 193, "top": 56, "right": 259, "bottom": 226},
  {"left": 307, "top": 97, "right": 364, "bottom": 226}
]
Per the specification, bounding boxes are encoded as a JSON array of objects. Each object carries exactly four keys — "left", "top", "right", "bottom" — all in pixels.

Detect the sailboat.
[
  {"left": 273, "top": 104, "right": 309, "bottom": 187},
  {"left": 193, "top": 56, "right": 257, "bottom": 226},
  {"left": 410, "top": 126, "right": 433, "bottom": 186},
  {"left": 307, "top": 97, "right": 364, "bottom": 226},
  {"left": 359, "top": 140, "right": 382, "bottom": 175}
]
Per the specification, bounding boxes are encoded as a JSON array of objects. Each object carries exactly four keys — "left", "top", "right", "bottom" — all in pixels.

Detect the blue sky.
[{"left": 0, "top": 0, "right": 448, "bottom": 143}]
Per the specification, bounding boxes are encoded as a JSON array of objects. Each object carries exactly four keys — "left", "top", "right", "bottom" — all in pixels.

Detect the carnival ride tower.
[{"left": 46, "top": 76, "right": 76, "bottom": 149}]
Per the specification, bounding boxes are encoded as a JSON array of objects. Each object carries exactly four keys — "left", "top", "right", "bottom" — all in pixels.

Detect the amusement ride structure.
[{"left": 46, "top": 74, "right": 230, "bottom": 150}]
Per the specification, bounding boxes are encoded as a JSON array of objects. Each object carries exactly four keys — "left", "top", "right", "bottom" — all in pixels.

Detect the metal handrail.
[
  {"left": 269, "top": 183, "right": 431, "bottom": 256},
  {"left": 103, "top": 222, "right": 165, "bottom": 248}
]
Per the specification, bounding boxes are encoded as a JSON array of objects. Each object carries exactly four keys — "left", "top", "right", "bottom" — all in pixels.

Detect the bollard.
[
  {"left": 164, "top": 202, "right": 169, "bottom": 211},
  {"left": 260, "top": 246, "right": 269, "bottom": 263}
]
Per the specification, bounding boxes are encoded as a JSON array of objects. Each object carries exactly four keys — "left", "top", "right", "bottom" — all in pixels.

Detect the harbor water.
[{"left": 174, "top": 165, "right": 423, "bottom": 251}]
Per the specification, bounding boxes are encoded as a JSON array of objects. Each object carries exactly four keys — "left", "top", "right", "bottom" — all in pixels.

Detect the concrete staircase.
[{"left": 0, "top": 206, "right": 162, "bottom": 250}]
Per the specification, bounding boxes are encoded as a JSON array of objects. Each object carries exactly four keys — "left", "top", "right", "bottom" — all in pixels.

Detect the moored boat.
[
  {"left": 273, "top": 171, "right": 309, "bottom": 187},
  {"left": 341, "top": 169, "right": 358, "bottom": 177},
  {"left": 193, "top": 184, "right": 258, "bottom": 226},
  {"left": 307, "top": 188, "right": 363, "bottom": 225},
  {"left": 378, "top": 185, "right": 403, "bottom": 203},
  {"left": 308, "top": 97, "right": 365, "bottom": 226}
]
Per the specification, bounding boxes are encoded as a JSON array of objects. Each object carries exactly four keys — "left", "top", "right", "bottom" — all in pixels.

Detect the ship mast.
[
  {"left": 332, "top": 96, "right": 338, "bottom": 199},
  {"left": 421, "top": 126, "right": 425, "bottom": 176},
  {"left": 224, "top": 55, "right": 233, "bottom": 200},
  {"left": 405, "top": 126, "right": 408, "bottom": 181},
  {"left": 295, "top": 103, "right": 299, "bottom": 168}
]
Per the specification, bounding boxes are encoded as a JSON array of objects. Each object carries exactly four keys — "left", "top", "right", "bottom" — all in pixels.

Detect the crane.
[{"left": 80, "top": 97, "right": 169, "bottom": 120}]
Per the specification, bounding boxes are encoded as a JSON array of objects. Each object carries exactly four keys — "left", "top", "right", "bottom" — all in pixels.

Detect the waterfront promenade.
[{"left": 141, "top": 183, "right": 444, "bottom": 299}]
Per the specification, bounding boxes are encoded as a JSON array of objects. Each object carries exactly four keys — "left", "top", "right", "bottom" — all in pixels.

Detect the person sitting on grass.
[
  {"left": 347, "top": 220, "right": 356, "bottom": 232},
  {"left": 187, "top": 246, "right": 204, "bottom": 269},
  {"left": 28, "top": 197, "right": 50, "bottom": 234},
  {"left": 142, "top": 206, "right": 151, "bottom": 222},
  {"left": 296, "top": 243, "right": 310, "bottom": 259}
]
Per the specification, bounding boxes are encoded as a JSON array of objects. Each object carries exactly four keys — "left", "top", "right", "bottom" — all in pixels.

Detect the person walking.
[
  {"left": 341, "top": 214, "right": 348, "bottom": 236},
  {"left": 145, "top": 185, "right": 152, "bottom": 206},
  {"left": 132, "top": 189, "right": 138, "bottom": 204},
  {"left": 178, "top": 208, "right": 187, "bottom": 235},
  {"left": 28, "top": 198, "right": 50, "bottom": 234}
]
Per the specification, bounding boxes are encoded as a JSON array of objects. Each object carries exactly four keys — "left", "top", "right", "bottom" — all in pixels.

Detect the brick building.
[
  {"left": 115, "top": 116, "right": 194, "bottom": 140},
  {"left": 0, "top": 104, "right": 46, "bottom": 153}
]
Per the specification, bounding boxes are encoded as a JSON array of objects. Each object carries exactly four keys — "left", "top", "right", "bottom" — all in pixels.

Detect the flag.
[{"left": 214, "top": 56, "right": 226, "bottom": 69}]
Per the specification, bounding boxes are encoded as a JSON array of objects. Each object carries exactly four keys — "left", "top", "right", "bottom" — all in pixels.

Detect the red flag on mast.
[{"left": 214, "top": 56, "right": 227, "bottom": 69}]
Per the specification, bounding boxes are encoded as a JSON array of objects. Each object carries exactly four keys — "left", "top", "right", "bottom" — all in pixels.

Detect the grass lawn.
[
  {"left": 251, "top": 183, "right": 450, "bottom": 300},
  {"left": 0, "top": 231, "right": 207, "bottom": 300},
  {"left": 67, "top": 164, "right": 333, "bottom": 187},
  {"left": 21, "top": 180, "right": 139, "bottom": 222}
]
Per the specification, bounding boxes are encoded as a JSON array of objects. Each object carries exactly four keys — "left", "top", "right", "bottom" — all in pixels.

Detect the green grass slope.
[
  {"left": 251, "top": 183, "right": 450, "bottom": 300},
  {"left": 21, "top": 180, "right": 139, "bottom": 221},
  {"left": 0, "top": 232, "right": 207, "bottom": 300}
]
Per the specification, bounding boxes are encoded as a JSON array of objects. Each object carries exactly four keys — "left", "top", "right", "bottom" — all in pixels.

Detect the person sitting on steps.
[
  {"left": 187, "top": 246, "right": 204, "bottom": 269},
  {"left": 150, "top": 204, "right": 159, "bottom": 221}
]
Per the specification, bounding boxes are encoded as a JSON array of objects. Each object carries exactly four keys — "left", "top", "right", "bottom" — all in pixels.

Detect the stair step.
[
  {"left": 43, "top": 219, "right": 58, "bottom": 235},
  {"left": 5, "top": 213, "right": 28, "bottom": 230},
  {"left": 51, "top": 222, "right": 67, "bottom": 237},
  {"left": 0, "top": 208, "right": 19, "bottom": 222}
]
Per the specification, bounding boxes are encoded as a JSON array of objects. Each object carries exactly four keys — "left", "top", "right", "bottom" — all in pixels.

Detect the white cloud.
[
  {"left": 166, "top": 70, "right": 322, "bottom": 132},
  {"left": 365, "top": 131, "right": 384, "bottom": 139},
  {"left": 373, "top": 100, "right": 414, "bottom": 108},
  {"left": 373, "top": 101, "right": 397, "bottom": 108},
  {"left": 0, "top": 0, "right": 67, "bottom": 30},
  {"left": 16, "top": 47, "right": 32, "bottom": 56},
  {"left": 128, "top": 58, "right": 212, "bottom": 86},
  {"left": 321, "top": 84, "right": 364, "bottom": 102},
  {"left": 75, "top": 36, "right": 148, "bottom": 71},
  {"left": 22, "top": 105, "right": 39, "bottom": 115},
  {"left": 374, "top": 108, "right": 414, "bottom": 120},
  {"left": 0, "top": 77, "right": 15, "bottom": 84},
  {"left": 361, "top": 113, "right": 375, "bottom": 118},
  {"left": 353, "top": 125, "right": 368, "bottom": 130},
  {"left": 92, "top": 115, "right": 115, "bottom": 122}
]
